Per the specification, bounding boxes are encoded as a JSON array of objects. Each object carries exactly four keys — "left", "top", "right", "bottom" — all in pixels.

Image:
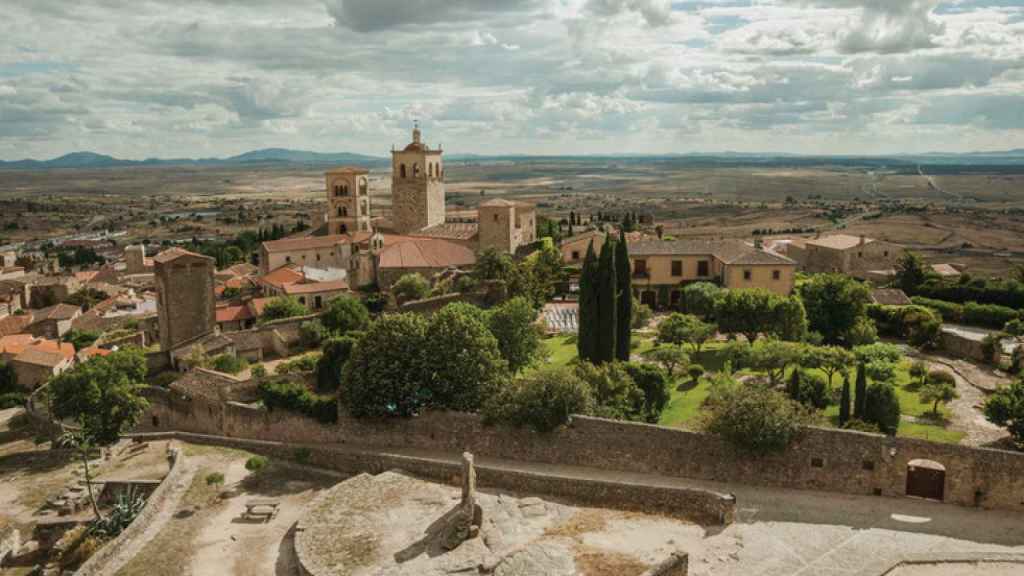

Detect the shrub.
[
  {"left": 981, "top": 333, "right": 1004, "bottom": 366},
  {"left": 984, "top": 377, "right": 1024, "bottom": 447},
  {"left": 488, "top": 297, "right": 544, "bottom": 373},
  {"left": 482, "top": 366, "right": 594, "bottom": 433},
  {"left": 787, "top": 370, "right": 830, "bottom": 410},
  {"left": 843, "top": 316, "right": 878, "bottom": 346},
  {"left": 209, "top": 353, "right": 248, "bottom": 375},
  {"left": 908, "top": 360, "right": 928, "bottom": 387},
  {"left": 275, "top": 353, "right": 320, "bottom": 375},
  {"left": 687, "top": 364, "right": 705, "bottom": 383},
  {"left": 298, "top": 319, "right": 327, "bottom": 349},
  {"left": 1005, "top": 318, "right": 1024, "bottom": 337},
  {"left": 702, "top": 379, "right": 816, "bottom": 454},
  {"left": 258, "top": 378, "right": 337, "bottom": 423},
  {"left": 910, "top": 296, "right": 963, "bottom": 322},
  {"left": 321, "top": 296, "right": 371, "bottom": 335},
  {"left": 261, "top": 296, "right": 308, "bottom": 323},
  {"left": 842, "top": 419, "right": 881, "bottom": 434},
  {"left": 863, "top": 383, "right": 901, "bottom": 435},
  {"left": 343, "top": 313, "right": 430, "bottom": 418},
  {"left": 915, "top": 277, "right": 1024, "bottom": 309},
  {"left": 205, "top": 472, "right": 225, "bottom": 486},
  {"left": 963, "top": 302, "right": 1019, "bottom": 330},
  {"left": 392, "top": 273, "right": 430, "bottom": 304},
  {"left": 926, "top": 369, "right": 955, "bottom": 387},
  {"left": 574, "top": 361, "right": 645, "bottom": 421},
  {"left": 294, "top": 447, "right": 312, "bottom": 465},
  {"left": 631, "top": 298, "right": 653, "bottom": 329},
  {"left": 316, "top": 336, "right": 357, "bottom": 393},
  {"left": 1011, "top": 345, "right": 1024, "bottom": 375},
  {"left": 251, "top": 365, "right": 267, "bottom": 378},
  {"left": 245, "top": 455, "right": 268, "bottom": 472},
  {"left": 0, "top": 392, "right": 27, "bottom": 409},
  {"left": 623, "top": 362, "right": 671, "bottom": 423}
]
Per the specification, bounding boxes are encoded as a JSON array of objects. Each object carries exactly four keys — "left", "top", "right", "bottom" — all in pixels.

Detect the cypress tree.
[
  {"left": 615, "top": 229, "right": 632, "bottom": 361},
  {"left": 854, "top": 362, "right": 868, "bottom": 419},
  {"left": 786, "top": 368, "right": 802, "bottom": 401},
  {"left": 839, "top": 373, "right": 851, "bottom": 426},
  {"left": 595, "top": 239, "right": 618, "bottom": 363},
  {"left": 577, "top": 241, "right": 598, "bottom": 363}
]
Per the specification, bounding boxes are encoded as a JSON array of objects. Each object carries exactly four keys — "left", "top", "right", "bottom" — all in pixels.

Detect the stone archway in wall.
[{"left": 906, "top": 459, "right": 946, "bottom": 501}]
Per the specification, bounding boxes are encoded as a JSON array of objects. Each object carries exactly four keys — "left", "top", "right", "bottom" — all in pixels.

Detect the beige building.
[
  {"left": 477, "top": 199, "right": 537, "bottom": 254},
  {"left": 124, "top": 245, "right": 154, "bottom": 274},
  {"left": 325, "top": 167, "right": 372, "bottom": 235},
  {"left": 155, "top": 248, "right": 216, "bottom": 352},
  {"left": 628, "top": 239, "right": 796, "bottom": 308},
  {"left": 392, "top": 125, "right": 445, "bottom": 234},
  {"left": 259, "top": 234, "right": 366, "bottom": 276},
  {"left": 559, "top": 231, "right": 607, "bottom": 266},
  {"left": 784, "top": 234, "right": 903, "bottom": 278}
]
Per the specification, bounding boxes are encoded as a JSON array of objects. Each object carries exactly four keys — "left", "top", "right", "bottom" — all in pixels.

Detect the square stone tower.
[
  {"left": 326, "top": 167, "right": 372, "bottom": 235},
  {"left": 391, "top": 125, "right": 445, "bottom": 234},
  {"left": 154, "top": 248, "right": 216, "bottom": 352}
]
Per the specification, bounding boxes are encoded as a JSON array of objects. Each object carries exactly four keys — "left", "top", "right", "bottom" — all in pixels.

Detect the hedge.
[
  {"left": 911, "top": 297, "right": 1019, "bottom": 330},
  {"left": 915, "top": 278, "right": 1024, "bottom": 309},
  {"left": 910, "top": 297, "right": 962, "bottom": 323},
  {"left": 258, "top": 378, "right": 337, "bottom": 423}
]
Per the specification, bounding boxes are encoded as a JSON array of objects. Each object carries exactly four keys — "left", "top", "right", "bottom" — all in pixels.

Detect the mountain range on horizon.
[{"left": 2, "top": 147, "right": 1024, "bottom": 170}]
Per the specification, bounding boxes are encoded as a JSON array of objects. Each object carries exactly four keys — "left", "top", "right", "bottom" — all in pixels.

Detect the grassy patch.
[{"left": 897, "top": 421, "right": 966, "bottom": 444}]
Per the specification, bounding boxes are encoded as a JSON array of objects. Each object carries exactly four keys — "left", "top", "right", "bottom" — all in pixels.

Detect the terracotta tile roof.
[
  {"left": 216, "top": 305, "right": 254, "bottom": 324},
  {"left": 75, "top": 271, "right": 100, "bottom": 283},
  {"left": 726, "top": 249, "right": 797, "bottom": 266},
  {"left": 804, "top": 234, "right": 873, "bottom": 251},
  {"left": 282, "top": 280, "right": 350, "bottom": 295},
  {"left": 261, "top": 234, "right": 352, "bottom": 254},
  {"left": 628, "top": 239, "right": 795, "bottom": 266},
  {"left": 409, "top": 223, "right": 479, "bottom": 241},
  {"left": 33, "top": 303, "right": 82, "bottom": 322},
  {"left": 870, "top": 289, "right": 913, "bottom": 306},
  {"left": 260, "top": 266, "right": 306, "bottom": 289},
  {"left": 152, "top": 247, "right": 213, "bottom": 264},
  {"left": 0, "top": 334, "right": 36, "bottom": 356},
  {"left": 931, "top": 263, "right": 961, "bottom": 277},
  {"left": 14, "top": 348, "right": 69, "bottom": 368},
  {"left": 378, "top": 238, "right": 476, "bottom": 270},
  {"left": 249, "top": 297, "right": 272, "bottom": 317},
  {"left": 223, "top": 263, "right": 258, "bottom": 277},
  {"left": 78, "top": 346, "right": 112, "bottom": 360},
  {"left": 0, "top": 314, "right": 33, "bottom": 337}
]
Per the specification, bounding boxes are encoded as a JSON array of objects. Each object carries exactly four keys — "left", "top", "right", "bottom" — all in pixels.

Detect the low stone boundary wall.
[
  {"left": 74, "top": 443, "right": 188, "bottom": 576},
  {"left": 131, "top": 431, "right": 735, "bottom": 526},
  {"left": 0, "top": 526, "right": 21, "bottom": 567},
  {"left": 857, "top": 552, "right": 1024, "bottom": 576}
]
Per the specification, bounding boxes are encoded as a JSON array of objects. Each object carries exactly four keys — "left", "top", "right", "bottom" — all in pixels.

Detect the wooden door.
[{"left": 906, "top": 465, "right": 945, "bottom": 501}]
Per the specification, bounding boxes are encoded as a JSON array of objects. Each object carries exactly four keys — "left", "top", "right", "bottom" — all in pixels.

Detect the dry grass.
[
  {"left": 544, "top": 509, "right": 610, "bottom": 538},
  {"left": 574, "top": 546, "right": 650, "bottom": 576}
]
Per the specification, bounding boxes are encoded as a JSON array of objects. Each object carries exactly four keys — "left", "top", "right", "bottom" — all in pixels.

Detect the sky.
[{"left": 2, "top": 0, "right": 1024, "bottom": 160}]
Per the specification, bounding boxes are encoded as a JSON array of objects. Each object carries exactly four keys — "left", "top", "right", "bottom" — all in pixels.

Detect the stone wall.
[
  {"left": 74, "top": 444, "right": 187, "bottom": 576},
  {"left": 134, "top": 431, "right": 734, "bottom": 526},
  {"left": 136, "top": 395, "right": 1024, "bottom": 512},
  {"left": 939, "top": 328, "right": 999, "bottom": 364}
]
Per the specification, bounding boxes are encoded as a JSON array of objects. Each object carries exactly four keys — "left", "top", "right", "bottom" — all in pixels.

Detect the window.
[
  {"left": 400, "top": 164, "right": 407, "bottom": 178},
  {"left": 359, "top": 178, "right": 367, "bottom": 195},
  {"left": 634, "top": 259, "right": 648, "bottom": 276},
  {"left": 337, "top": 207, "right": 344, "bottom": 217},
  {"left": 571, "top": 251, "right": 580, "bottom": 261},
  {"left": 862, "top": 460, "right": 875, "bottom": 471},
  {"left": 671, "top": 260, "right": 683, "bottom": 276},
  {"left": 743, "top": 269, "right": 752, "bottom": 281},
  {"left": 884, "top": 251, "right": 889, "bottom": 257},
  {"left": 413, "top": 162, "right": 420, "bottom": 177},
  {"left": 285, "top": 256, "right": 291, "bottom": 263},
  {"left": 315, "top": 296, "right": 323, "bottom": 309},
  {"left": 773, "top": 270, "right": 781, "bottom": 280},
  {"left": 299, "top": 297, "right": 306, "bottom": 305},
  {"left": 316, "top": 253, "right": 321, "bottom": 261},
  {"left": 697, "top": 260, "right": 709, "bottom": 277},
  {"left": 811, "top": 457, "right": 824, "bottom": 468},
  {"left": 858, "top": 252, "right": 863, "bottom": 258},
  {"left": 493, "top": 214, "right": 499, "bottom": 222}
]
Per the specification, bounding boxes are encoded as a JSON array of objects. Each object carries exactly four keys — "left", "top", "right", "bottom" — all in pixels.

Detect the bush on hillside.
[
  {"left": 702, "top": 378, "right": 816, "bottom": 455},
  {"left": 482, "top": 366, "right": 594, "bottom": 433},
  {"left": 258, "top": 378, "right": 337, "bottom": 424}
]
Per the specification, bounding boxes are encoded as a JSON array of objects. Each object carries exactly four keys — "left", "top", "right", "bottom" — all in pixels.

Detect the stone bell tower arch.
[{"left": 391, "top": 123, "right": 445, "bottom": 234}]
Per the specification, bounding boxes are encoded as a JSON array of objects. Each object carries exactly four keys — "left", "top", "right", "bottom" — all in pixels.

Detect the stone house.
[
  {"left": 0, "top": 336, "right": 76, "bottom": 389},
  {"left": 376, "top": 237, "right": 477, "bottom": 288},
  {"left": 558, "top": 231, "right": 607, "bottom": 266},
  {"left": 28, "top": 276, "right": 81, "bottom": 308},
  {"left": 259, "top": 234, "right": 364, "bottom": 276},
  {"left": 26, "top": 303, "right": 82, "bottom": 339},
  {"left": 785, "top": 234, "right": 903, "bottom": 278},
  {"left": 628, "top": 238, "right": 797, "bottom": 308}
]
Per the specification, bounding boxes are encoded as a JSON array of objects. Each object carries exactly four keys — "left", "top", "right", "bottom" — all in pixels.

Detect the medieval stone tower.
[
  {"left": 391, "top": 125, "right": 445, "bottom": 234},
  {"left": 325, "top": 167, "right": 371, "bottom": 235},
  {"left": 154, "top": 248, "right": 215, "bottom": 352}
]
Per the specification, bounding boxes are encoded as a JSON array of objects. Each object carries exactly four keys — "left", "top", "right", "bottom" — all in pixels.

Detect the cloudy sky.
[{"left": 2, "top": 0, "right": 1024, "bottom": 159}]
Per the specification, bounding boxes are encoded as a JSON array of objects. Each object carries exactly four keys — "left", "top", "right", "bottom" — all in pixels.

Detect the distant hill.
[
  {"left": 0, "top": 148, "right": 385, "bottom": 170},
  {"left": 3, "top": 148, "right": 1024, "bottom": 171}
]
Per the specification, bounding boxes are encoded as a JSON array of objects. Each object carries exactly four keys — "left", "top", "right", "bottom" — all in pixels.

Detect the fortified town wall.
[{"left": 135, "top": 390, "right": 1024, "bottom": 512}]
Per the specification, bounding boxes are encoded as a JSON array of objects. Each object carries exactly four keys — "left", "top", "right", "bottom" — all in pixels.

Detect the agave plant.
[{"left": 90, "top": 486, "right": 146, "bottom": 539}]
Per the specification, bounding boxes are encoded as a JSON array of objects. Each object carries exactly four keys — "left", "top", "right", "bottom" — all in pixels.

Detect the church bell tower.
[{"left": 391, "top": 123, "right": 445, "bottom": 234}]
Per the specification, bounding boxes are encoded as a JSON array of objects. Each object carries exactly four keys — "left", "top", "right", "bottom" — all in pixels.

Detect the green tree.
[
  {"left": 853, "top": 342, "right": 903, "bottom": 382},
  {"left": 750, "top": 339, "right": 803, "bottom": 385},
  {"left": 863, "top": 382, "right": 901, "bottom": 435},
  {"left": 853, "top": 362, "right": 868, "bottom": 419},
  {"left": 392, "top": 273, "right": 430, "bottom": 304},
  {"left": 715, "top": 288, "right": 792, "bottom": 343},
  {"left": 894, "top": 251, "right": 928, "bottom": 294},
  {"left": 316, "top": 336, "right": 357, "bottom": 393},
  {"left": 702, "top": 376, "right": 815, "bottom": 454},
  {"left": 320, "top": 296, "right": 370, "bottom": 335},
  {"left": 720, "top": 339, "right": 752, "bottom": 373},
  {"left": 488, "top": 297, "right": 543, "bottom": 373},
  {"left": 577, "top": 241, "right": 599, "bottom": 363},
  {"left": 298, "top": 319, "right": 327, "bottom": 349},
  {"left": 799, "top": 273, "right": 872, "bottom": 345},
  {"left": 646, "top": 346, "right": 689, "bottom": 380},
  {"left": 839, "top": 373, "right": 852, "bottom": 426},
  {"left": 595, "top": 240, "right": 618, "bottom": 363},
  {"left": 771, "top": 296, "right": 808, "bottom": 342},
  {"left": 844, "top": 316, "right": 879, "bottom": 346},
  {"left": 50, "top": 349, "right": 150, "bottom": 520},
  {"left": 681, "top": 282, "right": 721, "bottom": 318},
  {"left": 909, "top": 360, "right": 929, "bottom": 387},
  {"left": 424, "top": 303, "right": 509, "bottom": 412},
  {"left": 921, "top": 370, "right": 958, "bottom": 415},
  {"left": 983, "top": 377, "right": 1024, "bottom": 447},
  {"left": 0, "top": 361, "right": 15, "bottom": 394},
  {"left": 261, "top": 296, "right": 308, "bottom": 322},
  {"left": 343, "top": 314, "right": 430, "bottom": 417},
  {"left": 482, "top": 366, "right": 593, "bottom": 433},
  {"left": 631, "top": 298, "right": 653, "bottom": 329},
  {"left": 615, "top": 230, "right": 632, "bottom": 362},
  {"left": 802, "top": 345, "right": 855, "bottom": 387},
  {"left": 657, "top": 313, "right": 715, "bottom": 354}
]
